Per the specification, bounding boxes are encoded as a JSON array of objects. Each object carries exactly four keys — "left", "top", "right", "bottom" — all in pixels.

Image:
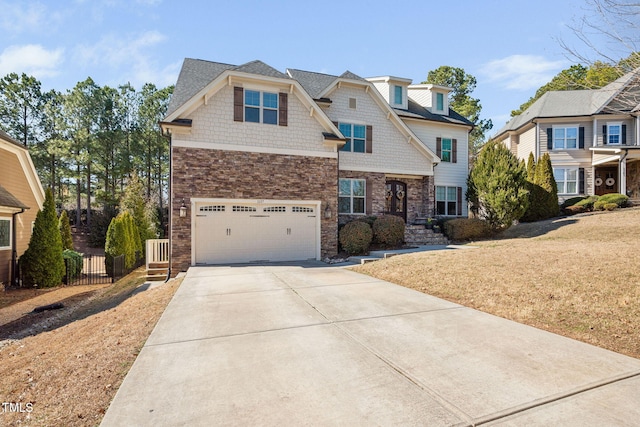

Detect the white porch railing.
[{"left": 146, "top": 239, "right": 169, "bottom": 270}]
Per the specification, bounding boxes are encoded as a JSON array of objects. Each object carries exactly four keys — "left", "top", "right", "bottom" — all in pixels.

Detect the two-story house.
[
  {"left": 161, "top": 59, "right": 472, "bottom": 272},
  {"left": 494, "top": 69, "right": 640, "bottom": 203}
]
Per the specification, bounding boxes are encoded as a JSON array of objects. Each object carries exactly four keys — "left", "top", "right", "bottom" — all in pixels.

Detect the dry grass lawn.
[
  {"left": 0, "top": 269, "right": 181, "bottom": 426},
  {"left": 355, "top": 207, "right": 640, "bottom": 359}
]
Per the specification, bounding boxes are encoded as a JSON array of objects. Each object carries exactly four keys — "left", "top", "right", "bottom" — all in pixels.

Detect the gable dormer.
[
  {"left": 366, "top": 76, "right": 412, "bottom": 110},
  {"left": 407, "top": 84, "right": 452, "bottom": 116}
]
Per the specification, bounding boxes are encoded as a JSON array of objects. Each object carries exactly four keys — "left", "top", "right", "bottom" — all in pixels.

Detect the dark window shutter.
[
  {"left": 452, "top": 139, "right": 458, "bottom": 163},
  {"left": 546, "top": 128, "right": 553, "bottom": 150},
  {"left": 457, "top": 187, "right": 462, "bottom": 216},
  {"left": 233, "top": 87, "right": 243, "bottom": 122},
  {"left": 366, "top": 125, "right": 373, "bottom": 153},
  {"left": 365, "top": 179, "right": 373, "bottom": 214},
  {"left": 436, "top": 137, "right": 442, "bottom": 158},
  {"left": 579, "top": 127, "right": 585, "bottom": 149},
  {"left": 602, "top": 125, "right": 607, "bottom": 144},
  {"left": 622, "top": 124, "right": 627, "bottom": 144},
  {"left": 278, "top": 92, "right": 288, "bottom": 126},
  {"left": 579, "top": 168, "right": 585, "bottom": 194}
]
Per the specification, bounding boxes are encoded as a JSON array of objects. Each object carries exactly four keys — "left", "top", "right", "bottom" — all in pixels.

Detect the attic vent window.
[{"left": 349, "top": 98, "right": 357, "bottom": 109}]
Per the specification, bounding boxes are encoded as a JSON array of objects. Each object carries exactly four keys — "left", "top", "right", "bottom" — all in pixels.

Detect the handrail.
[{"left": 146, "top": 239, "right": 169, "bottom": 270}]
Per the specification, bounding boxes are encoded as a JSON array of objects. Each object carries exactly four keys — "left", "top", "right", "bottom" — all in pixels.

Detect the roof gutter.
[{"left": 12, "top": 207, "right": 25, "bottom": 286}]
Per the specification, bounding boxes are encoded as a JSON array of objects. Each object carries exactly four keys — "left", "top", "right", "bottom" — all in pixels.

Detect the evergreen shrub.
[
  {"left": 593, "top": 193, "right": 628, "bottom": 210},
  {"left": 443, "top": 218, "right": 492, "bottom": 241},
  {"left": 339, "top": 221, "right": 372, "bottom": 255},
  {"left": 62, "top": 249, "right": 83, "bottom": 281},
  {"left": 20, "top": 189, "right": 65, "bottom": 288},
  {"left": 372, "top": 215, "right": 405, "bottom": 247}
]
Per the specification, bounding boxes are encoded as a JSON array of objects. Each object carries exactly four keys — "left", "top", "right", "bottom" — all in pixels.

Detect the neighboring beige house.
[
  {"left": 161, "top": 59, "right": 472, "bottom": 271},
  {"left": 494, "top": 69, "right": 640, "bottom": 203},
  {"left": 0, "top": 130, "right": 44, "bottom": 286}
]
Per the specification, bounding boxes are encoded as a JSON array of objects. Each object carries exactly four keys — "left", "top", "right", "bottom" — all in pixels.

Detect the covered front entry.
[
  {"left": 384, "top": 180, "right": 407, "bottom": 222},
  {"left": 594, "top": 166, "right": 618, "bottom": 196},
  {"left": 193, "top": 199, "right": 320, "bottom": 264}
]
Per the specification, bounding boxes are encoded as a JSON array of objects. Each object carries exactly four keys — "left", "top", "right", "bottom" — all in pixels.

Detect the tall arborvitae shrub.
[
  {"left": 535, "top": 153, "right": 560, "bottom": 218},
  {"left": 58, "top": 210, "right": 74, "bottom": 251},
  {"left": 20, "top": 189, "right": 65, "bottom": 287},
  {"left": 121, "top": 212, "right": 140, "bottom": 268},
  {"left": 105, "top": 214, "right": 126, "bottom": 276},
  {"left": 121, "top": 173, "right": 158, "bottom": 255},
  {"left": 521, "top": 153, "right": 541, "bottom": 222},
  {"left": 467, "top": 141, "right": 529, "bottom": 231}
]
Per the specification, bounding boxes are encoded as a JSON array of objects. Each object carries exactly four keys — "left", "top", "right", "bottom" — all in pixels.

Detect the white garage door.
[{"left": 194, "top": 201, "right": 319, "bottom": 264}]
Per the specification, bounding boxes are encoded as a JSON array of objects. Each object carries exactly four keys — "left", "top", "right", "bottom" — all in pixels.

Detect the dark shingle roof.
[
  {"left": 0, "top": 129, "right": 24, "bottom": 148},
  {"left": 166, "top": 59, "right": 235, "bottom": 117},
  {"left": 495, "top": 67, "right": 640, "bottom": 137},
  {"left": 166, "top": 59, "right": 292, "bottom": 118},
  {"left": 0, "top": 184, "right": 27, "bottom": 209},
  {"left": 398, "top": 99, "right": 473, "bottom": 127},
  {"left": 286, "top": 69, "right": 366, "bottom": 99}
]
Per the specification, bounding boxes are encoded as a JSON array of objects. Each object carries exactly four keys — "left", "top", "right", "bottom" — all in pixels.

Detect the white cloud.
[
  {"left": 73, "top": 31, "right": 175, "bottom": 87},
  {"left": 480, "top": 55, "right": 567, "bottom": 91},
  {"left": 0, "top": 1, "right": 47, "bottom": 33},
  {"left": 0, "top": 44, "right": 64, "bottom": 78}
]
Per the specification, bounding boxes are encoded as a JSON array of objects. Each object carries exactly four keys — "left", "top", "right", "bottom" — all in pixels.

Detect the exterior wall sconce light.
[
  {"left": 179, "top": 199, "right": 187, "bottom": 218},
  {"left": 324, "top": 203, "right": 332, "bottom": 219}
]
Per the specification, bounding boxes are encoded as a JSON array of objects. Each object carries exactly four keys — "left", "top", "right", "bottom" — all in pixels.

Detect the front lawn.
[{"left": 354, "top": 207, "right": 640, "bottom": 358}]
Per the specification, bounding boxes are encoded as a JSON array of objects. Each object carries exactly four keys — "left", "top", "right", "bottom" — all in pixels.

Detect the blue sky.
[{"left": 0, "top": 0, "right": 610, "bottom": 135}]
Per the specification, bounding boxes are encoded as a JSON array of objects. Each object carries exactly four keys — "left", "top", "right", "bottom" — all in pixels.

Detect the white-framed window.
[
  {"left": 436, "top": 92, "right": 444, "bottom": 111},
  {"left": 339, "top": 178, "right": 365, "bottom": 214},
  {"left": 394, "top": 85, "right": 403, "bottom": 105},
  {"left": 244, "top": 90, "right": 278, "bottom": 125},
  {"left": 553, "top": 168, "right": 578, "bottom": 194},
  {"left": 553, "top": 126, "right": 578, "bottom": 149},
  {"left": 0, "top": 218, "right": 11, "bottom": 250},
  {"left": 436, "top": 186, "right": 459, "bottom": 216},
  {"left": 607, "top": 123, "right": 622, "bottom": 144},
  {"left": 339, "top": 123, "right": 366, "bottom": 153},
  {"left": 441, "top": 138, "right": 452, "bottom": 162}
]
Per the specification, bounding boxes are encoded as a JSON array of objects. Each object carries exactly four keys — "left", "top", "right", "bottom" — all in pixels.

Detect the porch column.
[{"left": 620, "top": 154, "right": 627, "bottom": 196}]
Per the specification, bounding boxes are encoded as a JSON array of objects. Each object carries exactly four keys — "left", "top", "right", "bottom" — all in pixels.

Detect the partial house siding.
[
  {"left": 325, "top": 86, "right": 433, "bottom": 175},
  {"left": 171, "top": 147, "right": 338, "bottom": 272},
  {"left": 517, "top": 127, "right": 535, "bottom": 160},
  {"left": 405, "top": 121, "right": 469, "bottom": 216},
  {"left": 594, "top": 117, "right": 634, "bottom": 146},
  {"left": 0, "top": 148, "right": 40, "bottom": 284},
  {"left": 179, "top": 84, "right": 333, "bottom": 155},
  {"left": 0, "top": 214, "right": 11, "bottom": 286}
]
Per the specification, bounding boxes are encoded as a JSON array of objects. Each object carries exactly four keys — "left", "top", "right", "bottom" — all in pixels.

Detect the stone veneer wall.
[
  {"left": 171, "top": 147, "right": 338, "bottom": 273},
  {"left": 338, "top": 170, "right": 435, "bottom": 225},
  {"left": 628, "top": 161, "right": 640, "bottom": 199}
]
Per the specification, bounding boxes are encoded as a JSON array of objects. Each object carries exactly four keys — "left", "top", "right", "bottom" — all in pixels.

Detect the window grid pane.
[
  {"left": 245, "top": 90, "right": 260, "bottom": 106},
  {"left": 263, "top": 92, "right": 278, "bottom": 109}
]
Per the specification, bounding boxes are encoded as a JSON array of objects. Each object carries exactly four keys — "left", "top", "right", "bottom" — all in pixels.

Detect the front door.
[
  {"left": 595, "top": 167, "right": 618, "bottom": 196},
  {"left": 385, "top": 180, "right": 407, "bottom": 222}
]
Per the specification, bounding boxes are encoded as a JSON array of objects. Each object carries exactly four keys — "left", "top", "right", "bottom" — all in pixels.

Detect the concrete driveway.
[{"left": 102, "top": 262, "right": 640, "bottom": 426}]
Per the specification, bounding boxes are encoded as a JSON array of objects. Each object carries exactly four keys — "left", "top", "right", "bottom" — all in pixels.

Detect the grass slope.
[{"left": 355, "top": 208, "right": 640, "bottom": 359}]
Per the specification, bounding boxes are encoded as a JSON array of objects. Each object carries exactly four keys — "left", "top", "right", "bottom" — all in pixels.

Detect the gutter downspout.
[
  {"left": 164, "top": 129, "right": 172, "bottom": 283},
  {"left": 11, "top": 208, "right": 25, "bottom": 286}
]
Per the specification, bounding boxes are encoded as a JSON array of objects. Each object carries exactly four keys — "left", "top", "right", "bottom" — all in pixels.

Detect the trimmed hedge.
[
  {"left": 593, "top": 193, "right": 628, "bottom": 210},
  {"left": 575, "top": 196, "right": 599, "bottom": 210},
  {"left": 339, "top": 221, "right": 372, "bottom": 255},
  {"left": 373, "top": 215, "right": 405, "bottom": 247},
  {"left": 62, "top": 249, "right": 83, "bottom": 281},
  {"left": 560, "top": 196, "right": 586, "bottom": 209},
  {"left": 443, "top": 218, "right": 492, "bottom": 241}
]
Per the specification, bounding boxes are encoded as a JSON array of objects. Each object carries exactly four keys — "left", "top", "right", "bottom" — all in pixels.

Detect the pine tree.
[
  {"left": 467, "top": 141, "right": 529, "bottom": 231},
  {"left": 58, "top": 210, "right": 74, "bottom": 251},
  {"left": 20, "top": 188, "right": 65, "bottom": 287}
]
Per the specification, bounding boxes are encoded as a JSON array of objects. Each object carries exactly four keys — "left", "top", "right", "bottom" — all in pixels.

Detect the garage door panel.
[{"left": 194, "top": 201, "right": 318, "bottom": 264}]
